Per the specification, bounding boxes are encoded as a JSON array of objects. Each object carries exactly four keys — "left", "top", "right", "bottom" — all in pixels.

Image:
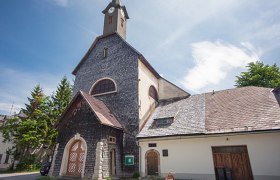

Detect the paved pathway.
[{"left": 0, "top": 172, "right": 41, "bottom": 180}]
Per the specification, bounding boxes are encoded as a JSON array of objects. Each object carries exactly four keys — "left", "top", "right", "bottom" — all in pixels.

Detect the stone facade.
[
  {"left": 52, "top": 33, "right": 140, "bottom": 178},
  {"left": 73, "top": 33, "right": 140, "bottom": 175}
]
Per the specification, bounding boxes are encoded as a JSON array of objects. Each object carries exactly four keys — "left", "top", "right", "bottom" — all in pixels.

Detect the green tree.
[
  {"left": 21, "top": 85, "right": 50, "bottom": 148},
  {"left": 1, "top": 85, "right": 50, "bottom": 166},
  {"left": 48, "top": 76, "right": 72, "bottom": 145},
  {"left": 1, "top": 77, "right": 72, "bottom": 168},
  {"left": 235, "top": 61, "right": 280, "bottom": 88},
  {"left": 51, "top": 76, "right": 72, "bottom": 120}
]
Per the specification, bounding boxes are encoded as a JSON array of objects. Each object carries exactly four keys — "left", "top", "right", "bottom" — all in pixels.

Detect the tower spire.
[{"left": 102, "top": 0, "right": 129, "bottom": 39}]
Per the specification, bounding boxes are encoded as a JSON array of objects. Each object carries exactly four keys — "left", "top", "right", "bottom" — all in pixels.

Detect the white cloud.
[
  {"left": 150, "top": 0, "right": 239, "bottom": 49},
  {"left": 75, "top": 23, "right": 99, "bottom": 36},
  {"left": 159, "top": 27, "right": 186, "bottom": 49},
  {"left": 0, "top": 103, "right": 22, "bottom": 116},
  {"left": 181, "top": 40, "right": 260, "bottom": 92},
  {"left": 0, "top": 68, "right": 61, "bottom": 115}
]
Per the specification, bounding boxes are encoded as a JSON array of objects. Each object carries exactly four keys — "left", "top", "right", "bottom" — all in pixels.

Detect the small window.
[
  {"left": 109, "top": 136, "right": 116, "bottom": 144},
  {"left": 91, "top": 79, "right": 116, "bottom": 96},
  {"left": 4, "top": 154, "right": 9, "bottom": 164},
  {"left": 148, "top": 143, "right": 157, "bottom": 147},
  {"left": 149, "top": 86, "right": 158, "bottom": 102},
  {"left": 162, "top": 149, "right": 168, "bottom": 157},
  {"left": 153, "top": 117, "right": 174, "bottom": 128},
  {"left": 103, "top": 48, "right": 108, "bottom": 58},
  {"left": 109, "top": 16, "right": 113, "bottom": 24}
]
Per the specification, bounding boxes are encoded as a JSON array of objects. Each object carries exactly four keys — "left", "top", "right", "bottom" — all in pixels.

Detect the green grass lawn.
[
  {"left": 0, "top": 169, "right": 39, "bottom": 174},
  {"left": 35, "top": 176, "right": 50, "bottom": 180}
]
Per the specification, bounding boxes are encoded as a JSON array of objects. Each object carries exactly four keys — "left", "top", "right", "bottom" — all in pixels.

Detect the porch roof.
[{"left": 57, "top": 91, "right": 123, "bottom": 130}]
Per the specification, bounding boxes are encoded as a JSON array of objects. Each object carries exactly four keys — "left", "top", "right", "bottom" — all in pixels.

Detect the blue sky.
[{"left": 1, "top": 0, "right": 280, "bottom": 115}]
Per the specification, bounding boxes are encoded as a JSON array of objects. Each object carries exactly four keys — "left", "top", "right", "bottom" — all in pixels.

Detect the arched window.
[
  {"left": 149, "top": 86, "right": 158, "bottom": 102},
  {"left": 91, "top": 78, "right": 116, "bottom": 96}
]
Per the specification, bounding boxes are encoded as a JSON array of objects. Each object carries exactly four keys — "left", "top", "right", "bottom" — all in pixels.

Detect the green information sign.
[{"left": 124, "top": 155, "right": 134, "bottom": 166}]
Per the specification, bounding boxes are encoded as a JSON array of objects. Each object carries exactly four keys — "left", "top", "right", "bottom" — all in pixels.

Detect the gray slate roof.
[
  {"left": 138, "top": 86, "right": 280, "bottom": 138},
  {"left": 138, "top": 95, "right": 205, "bottom": 138},
  {"left": 205, "top": 86, "right": 280, "bottom": 133}
]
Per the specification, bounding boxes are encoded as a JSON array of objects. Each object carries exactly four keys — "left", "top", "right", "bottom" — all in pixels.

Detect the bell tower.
[{"left": 102, "top": 0, "right": 129, "bottom": 39}]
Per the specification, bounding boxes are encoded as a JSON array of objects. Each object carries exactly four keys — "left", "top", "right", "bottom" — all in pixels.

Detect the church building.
[
  {"left": 49, "top": 0, "right": 280, "bottom": 180},
  {"left": 49, "top": 0, "right": 188, "bottom": 179}
]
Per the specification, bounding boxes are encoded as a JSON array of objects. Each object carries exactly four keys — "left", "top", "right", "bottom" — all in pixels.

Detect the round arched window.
[
  {"left": 149, "top": 86, "right": 158, "bottom": 102},
  {"left": 91, "top": 79, "right": 116, "bottom": 95}
]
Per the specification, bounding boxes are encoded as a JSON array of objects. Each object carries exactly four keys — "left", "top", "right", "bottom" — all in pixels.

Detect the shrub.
[
  {"left": 16, "top": 156, "right": 40, "bottom": 171},
  {"left": 132, "top": 172, "right": 140, "bottom": 179}
]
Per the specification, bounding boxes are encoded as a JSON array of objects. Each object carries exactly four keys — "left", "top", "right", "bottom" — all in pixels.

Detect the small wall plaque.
[{"left": 124, "top": 155, "right": 134, "bottom": 166}]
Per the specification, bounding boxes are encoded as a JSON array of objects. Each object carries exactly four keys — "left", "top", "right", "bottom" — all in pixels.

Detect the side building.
[
  {"left": 0, "top": 115, "right": 15, "bottom": 171},
  {"left": 138, "top": 86, "right": 280, "bottom": 180}
]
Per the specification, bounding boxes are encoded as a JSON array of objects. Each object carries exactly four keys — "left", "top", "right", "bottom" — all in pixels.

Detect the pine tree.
[
  {"left": 48, "top": 76, "right": 72, "bottom": 145},
  {"left": 51, "top": 76, "right": 72, "bottom": 119},
  {"left": 20, "top": 85, "right": 50, "bottom": 150},
  {"left": 22, "top": 85, "right": 45, "bottom": 118}
]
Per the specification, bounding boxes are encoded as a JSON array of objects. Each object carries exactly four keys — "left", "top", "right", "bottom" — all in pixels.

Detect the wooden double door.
[
  {"left": 66, "top": 140, "right": 85, "bottom": 176},
  {"left": 212, "top": 146, "right": 253, "bottom": 180},
  {"left": 147, "top": 150, "right": 159, "bottom": 176}
]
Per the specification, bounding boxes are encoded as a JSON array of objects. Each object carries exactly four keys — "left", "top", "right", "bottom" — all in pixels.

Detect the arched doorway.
[
  {"left": 146, "top": 150, "right": 160, "bottom": 176},
  {"left": 66, "top": 140, "right": 86, "bottom": 176}
]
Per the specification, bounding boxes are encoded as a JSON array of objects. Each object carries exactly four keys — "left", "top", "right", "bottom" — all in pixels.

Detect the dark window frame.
[
  {"left": 91, "top": 79, "right": 117, "bottom": 96},
  {"left": 108, "top": 16, "right": 113, "bottom": 24},
  {"left": 153, "top": 117, "right": 174, "bottom": 128},
  {"left": 162, "top": 149, "right": 168, "bottom": 157},
  {"left": 148, "top": 143, "right": 157, "bottom": 147},
  {"left": 149, "top": 86, "right": 158, "bottom": 102},
  {"left": 121, "top": 18, "right": 124, "bottom": 27},
  {"left": 103, "top": 48, "right": 108, "bottom": 58},
  {"left": 109, "top": 136, "right": 116, "bottom": 144}
]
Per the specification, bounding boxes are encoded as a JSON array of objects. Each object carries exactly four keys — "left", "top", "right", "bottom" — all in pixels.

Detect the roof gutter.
[{"left": 137, "top": 129, "right": 280, "bottom": 141}]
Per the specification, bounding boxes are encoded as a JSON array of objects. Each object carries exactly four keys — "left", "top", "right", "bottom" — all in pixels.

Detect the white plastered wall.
[
  {"left": 0, "top": 133, "right": 13, "bottom": 170},
  {"left": 138, "top": 59, "right": 159, "bottom": 128},
  {"left": 158, "top": 78, "right": 189, "bottom": 100},
  {"left": 139, "top": 132, "right": 280, "bottom": 180}
]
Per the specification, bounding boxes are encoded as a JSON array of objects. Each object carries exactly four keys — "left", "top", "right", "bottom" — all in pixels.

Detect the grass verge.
[
  {"left": 35, "top": 176, "right": 50, "bottom": 180},
  {"left": 0, "top": 169, "right": 39, "bottom": 174}
]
